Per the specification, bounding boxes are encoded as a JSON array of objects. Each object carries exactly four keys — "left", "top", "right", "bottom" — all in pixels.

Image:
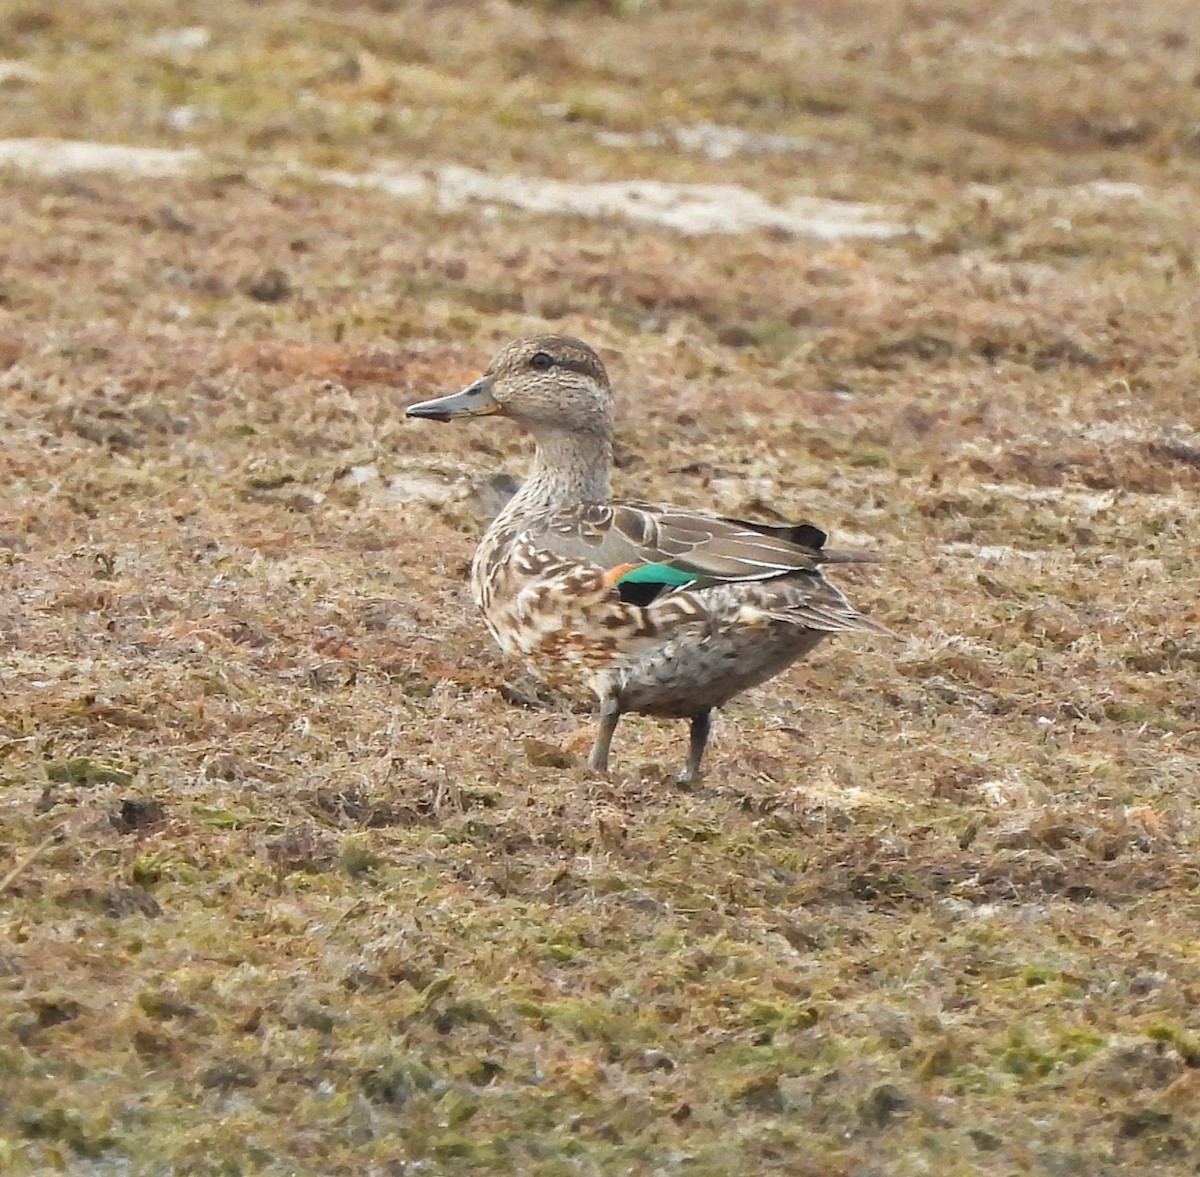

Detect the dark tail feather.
[
  {"left": 741, "top": 519, "right": 880, "bottom": 565},
  {"left": 742, "top": 520, "right": 827, "bottom": 550}
]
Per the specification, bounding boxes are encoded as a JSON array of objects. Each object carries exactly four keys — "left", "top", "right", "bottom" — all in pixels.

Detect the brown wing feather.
[{"left": 529, "top": 501, "right": 852, "bottom": 582}]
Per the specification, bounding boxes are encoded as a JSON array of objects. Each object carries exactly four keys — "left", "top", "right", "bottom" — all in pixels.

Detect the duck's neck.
[{"left": 505, "top": 427, "right": 613, "bottom": 518}]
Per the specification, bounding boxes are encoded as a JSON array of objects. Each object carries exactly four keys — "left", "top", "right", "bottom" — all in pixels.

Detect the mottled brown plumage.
[{"left": 407, "top": 335, "right": 892, "bottom": 782}]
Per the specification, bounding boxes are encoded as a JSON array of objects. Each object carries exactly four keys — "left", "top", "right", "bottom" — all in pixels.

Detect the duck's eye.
[{"left": 528, "top": 351, "right": 554, "bottom": 371}]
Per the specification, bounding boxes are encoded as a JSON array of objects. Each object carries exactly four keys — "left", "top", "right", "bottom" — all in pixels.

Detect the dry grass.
[{"left": 2, "top": 1, "right": 1200, "bottom": 1174}]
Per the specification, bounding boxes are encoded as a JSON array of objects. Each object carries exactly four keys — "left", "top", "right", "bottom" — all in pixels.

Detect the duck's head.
[{"left": 407, "top": 335, "right": 614, "bottom": 439}]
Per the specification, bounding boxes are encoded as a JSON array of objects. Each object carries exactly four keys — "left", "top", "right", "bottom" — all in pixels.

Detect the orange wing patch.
[{"left": 601, "top": 562, "right": 642, "bottom": 586}]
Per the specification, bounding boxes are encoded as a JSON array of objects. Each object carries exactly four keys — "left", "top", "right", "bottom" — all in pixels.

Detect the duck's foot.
[
  {"left": 588, "top": 698, "right": 622, "bottom": 774},
  {"left": 677, "top": 710, "right": 712, "bottom": 787}
]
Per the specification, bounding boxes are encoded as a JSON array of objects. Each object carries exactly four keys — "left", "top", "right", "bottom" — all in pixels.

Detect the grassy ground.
[{"left": 2, "top": 1, "right": 1200, "bottom": 1174}]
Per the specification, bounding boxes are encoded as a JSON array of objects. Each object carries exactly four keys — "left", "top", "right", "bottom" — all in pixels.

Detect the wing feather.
[{"left": 523, "top": 500, "right": 872, "bottom": 583}]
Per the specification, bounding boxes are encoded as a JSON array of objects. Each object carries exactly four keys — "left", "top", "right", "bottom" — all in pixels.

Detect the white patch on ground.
[
  {"left": 439, "top": 166, "right": 911, "bottom": 238},
  {"left": 788, "top": 772, "right": 912, "bottom": 812},
  {"left": 1063, "top": 180, "right": 1148, "bottom": 202},
  {"left": 828, "top": 530, "right": 882, "bottom": 551},
  {"left": 979, "top": 772, "right": 1035, "bottom": 807},
  {"left": 0, "top": 138, "right": 199, "bottom": 177},
  {"left": 972, "top": 178, "right": 1169, "bottom": 211},
  {"left": 348, "top": 458, "right": 491, "bottom": 511},
  {"left": 372, "top": 464, "right": 462, "bottom": 508},
  {"left": 138, "top": 26, "right": 212, "bottom": 54},
  {"left": 896, "top": 633, "right": 998, "bottom": 665},
  {"left": 314, "top": 164, "right": 431, "bottom": 202},
  {"left": 959, "top": 34, "right": 1134, "bottom": 63},
  {"left": 0, "top": 61, "right": 45, "bottom": 87},
  {"left": 163, "top": 105, "right": 210, "bottom": 133},
  {"left": 593, "top": 120, "right": 824, "bottom": 161},
  {"left": 977, "top": 482, "right": 1118, "bottom": 513},
  {"left": 0, "top": 137, "right": 912, "bottom": 240},
  {"left": 941, "top": 542, "right": 1048, "bottom": 562},
  {"left": 342, "top": 464, "right": 384, "bottom": 487},
  {"left": 1079, "top": 420, "right": 1198, "bottom": 447}
]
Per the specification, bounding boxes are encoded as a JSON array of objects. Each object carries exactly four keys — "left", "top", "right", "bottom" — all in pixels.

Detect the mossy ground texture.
[{"left": 2, "top": 1, "right": 1200, "bottom": 1174}]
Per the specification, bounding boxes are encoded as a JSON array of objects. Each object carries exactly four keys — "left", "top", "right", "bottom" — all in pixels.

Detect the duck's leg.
[
  {"left": 680, "top": 709, "right": 712, "bottom": 786},
  {"left": 588, "top": 696, "right": 622, "bottom": 773}
]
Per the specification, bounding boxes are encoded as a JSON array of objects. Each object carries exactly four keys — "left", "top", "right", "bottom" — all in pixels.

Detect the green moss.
[
  {"left": 339, "top": 837, "right": 382, "bottom": 878},
  {"left": 44, "top": 756, "right": 133, "bottom": 786},
  {"left": 17, "top": 1103, "right": 114, "bottom": 1158},
  {"left": 190, "top": 805, "right": 256, "bottom": 829},
  {"left": 130, "top": 852, "right": 201, "bottom": 886},
  {"left": 742, "top": 999, "right": 820, "bottom": 1034},
  {"left": 1103, "top": 700, "right": 1184, "bottom": 731},
  {"left": 358, "top": 1052, "right": 438, "bottom": 1106}
]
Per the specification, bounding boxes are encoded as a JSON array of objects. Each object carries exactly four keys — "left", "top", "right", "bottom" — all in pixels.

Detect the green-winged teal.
[{"left": 407, "top": 335, "right": 892, "bottom": 783}]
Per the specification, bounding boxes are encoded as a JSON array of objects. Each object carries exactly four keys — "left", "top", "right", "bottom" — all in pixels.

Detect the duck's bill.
[{"left": 406, "top": 375, "right": 499, "bottom": 421}]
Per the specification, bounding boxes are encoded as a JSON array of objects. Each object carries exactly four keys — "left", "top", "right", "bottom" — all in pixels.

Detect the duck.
[{"left": 406, "top": 335, "right": 892, "bottom": 783}]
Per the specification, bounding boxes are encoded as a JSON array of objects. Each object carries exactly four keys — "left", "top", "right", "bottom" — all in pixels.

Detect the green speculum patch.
[{"left": 616, "top": 563, "right": 697, "bottom": 587}]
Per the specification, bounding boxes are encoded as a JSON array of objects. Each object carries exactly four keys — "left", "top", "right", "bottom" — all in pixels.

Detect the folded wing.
[{"left": 526, "top": 501, "right": 873, "bottom": 584}]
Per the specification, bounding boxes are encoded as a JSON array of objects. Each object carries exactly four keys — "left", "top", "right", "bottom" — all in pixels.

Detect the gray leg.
[
  {"left": 681, "top": 710, "right": 712, "bottom": 785},
  {"left": 589, "top": 697, "right": 621, "bottom": 773}
]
